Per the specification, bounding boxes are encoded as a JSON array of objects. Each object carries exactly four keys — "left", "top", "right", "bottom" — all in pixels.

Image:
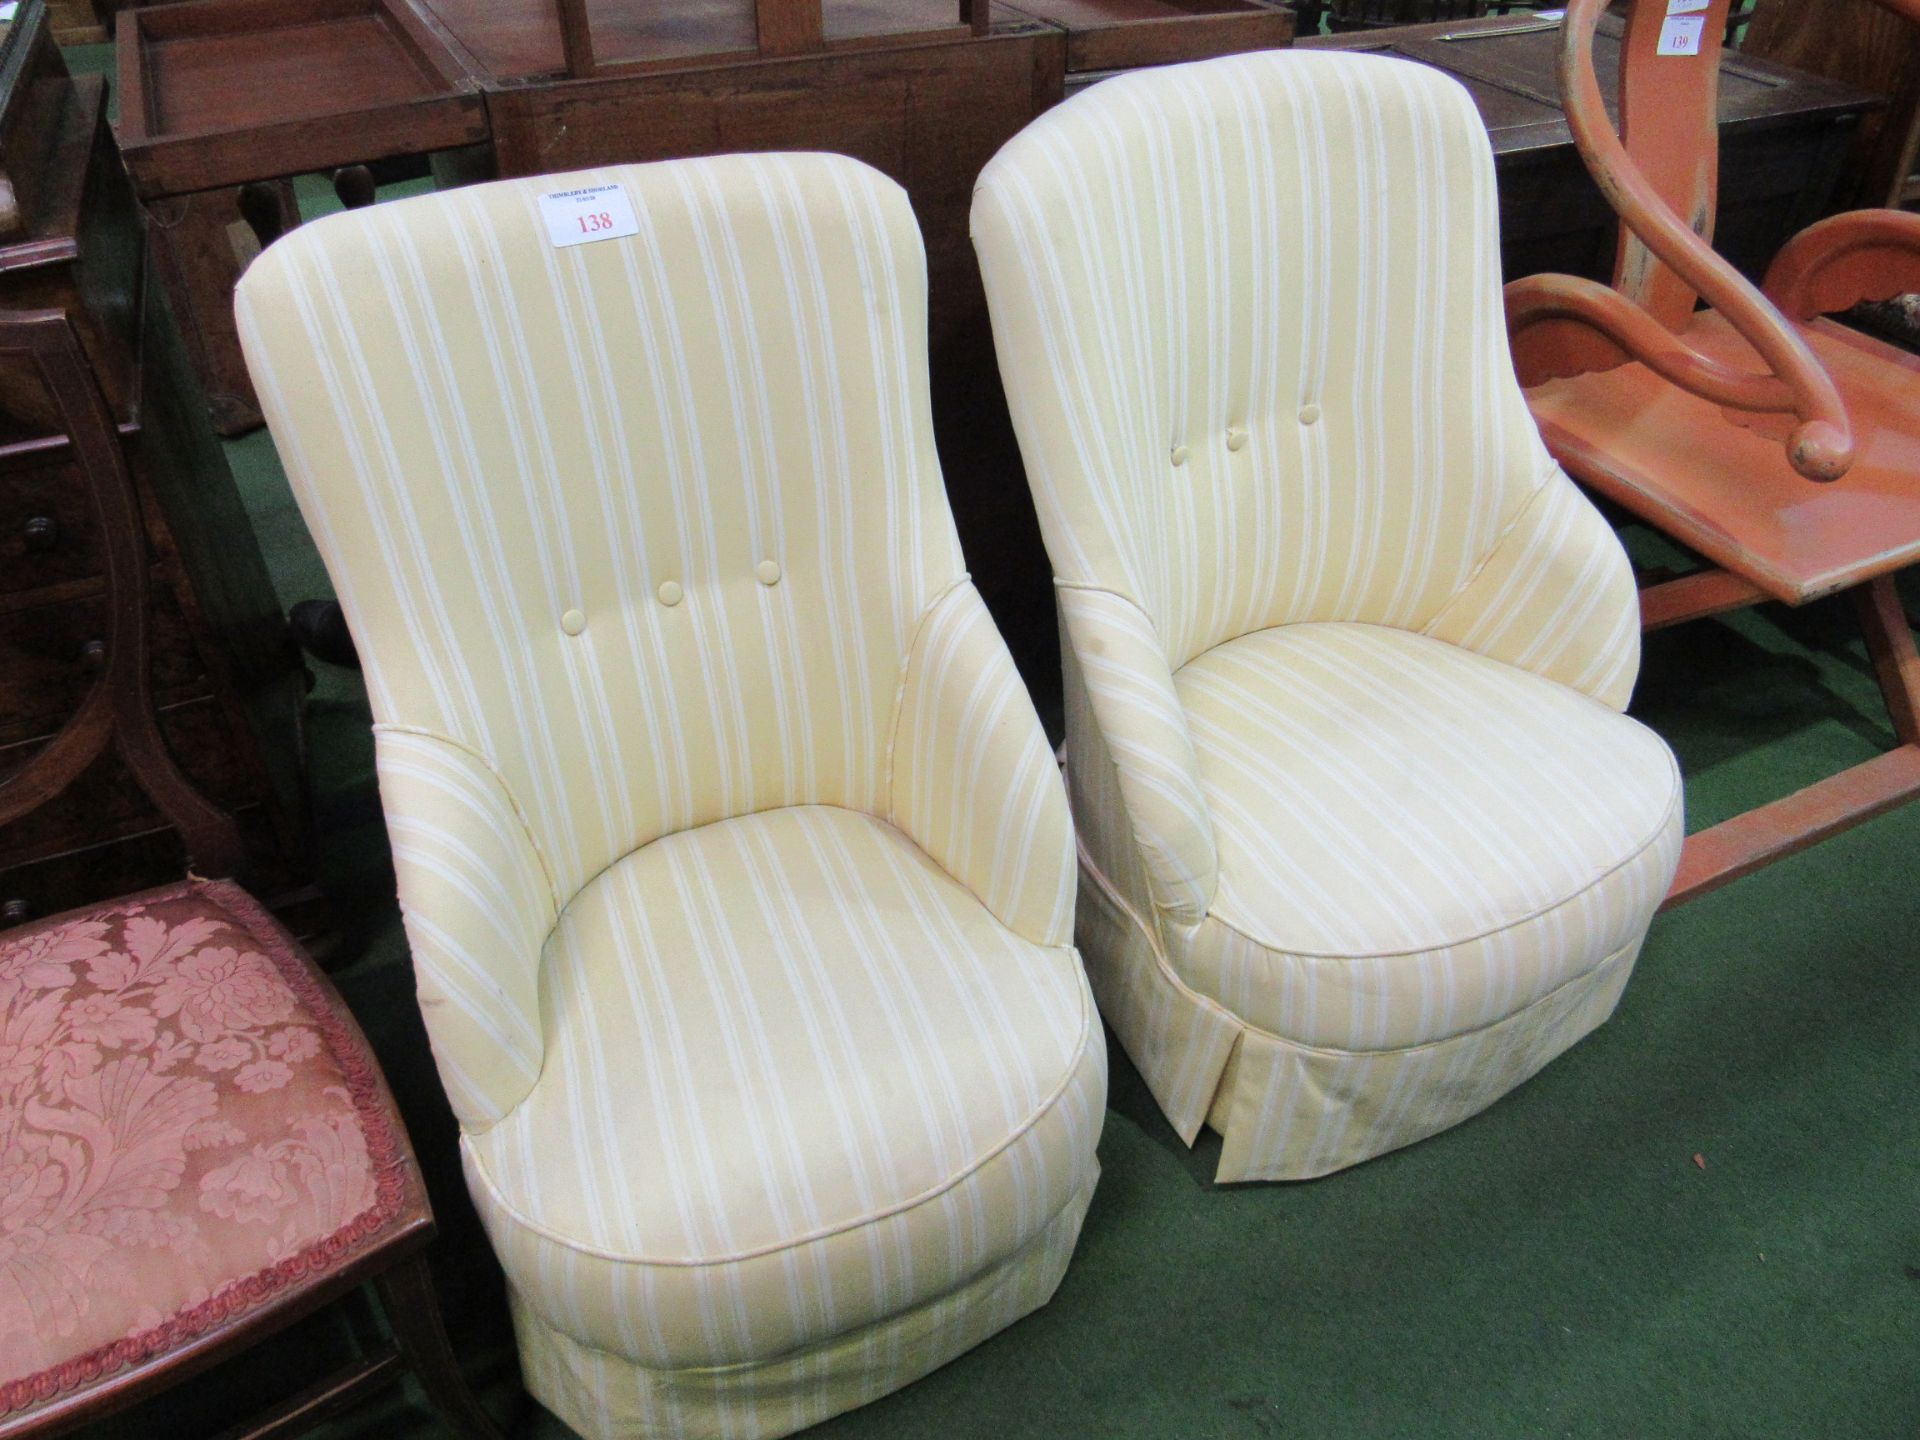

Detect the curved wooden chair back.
[
  {"left": 1504, "top": 0, "right": 1920, "bottom": 906},
  {"left": 1508, "top": 0, "right": 1920, "bottom": 484}
]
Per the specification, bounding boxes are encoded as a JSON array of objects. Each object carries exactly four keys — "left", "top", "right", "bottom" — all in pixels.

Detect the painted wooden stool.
[{"left": 0, "top": 879, "right": 501, "bottom": 1438}]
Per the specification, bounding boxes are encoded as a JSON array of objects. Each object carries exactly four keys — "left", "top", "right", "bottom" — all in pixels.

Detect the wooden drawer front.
[
  {"left": 0, "top": 582, "right": 208, "bottom": 745},
  {"left": 0, "top": 693, "right": 254, "bottom": 865},
  {"left": 0, "top": 451, "right": 106, "bottom": 595}
]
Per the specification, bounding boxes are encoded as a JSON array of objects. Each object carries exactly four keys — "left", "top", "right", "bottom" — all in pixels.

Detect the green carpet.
[{"left": 57, "top": 127, "right": 1920, "bottom": 1440}]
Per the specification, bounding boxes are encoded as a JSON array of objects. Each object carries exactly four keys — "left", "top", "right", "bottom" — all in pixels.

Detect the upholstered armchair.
[
  {"left": 236, "top": 153, "right": 1104, "bottom": 1440},
  {"left": 973, "top": 52, "right": 1683, "bottom": 1184}
]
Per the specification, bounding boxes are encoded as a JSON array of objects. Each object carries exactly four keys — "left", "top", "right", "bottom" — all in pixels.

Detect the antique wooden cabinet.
[
  {"left": 104, "top": 0, "right": 1303, "bottom": 701},
  {"left": 0, "top": 4, "right": 138, "bottom": 420},
  {"left": 1744, "top": 0, "right": 1920, "bottom": 210},
  {"left": 114, "top": 0, "right": 488, "bottom": 432},
  {"left": 1003, "top": 0, "right": 1291, "bottom": 74},
  {"left": 1298, "top": 14, "right": 1879, "bottom": 284},
  {"left": 0, "top": 7, "right": 308, "bottom": 927}
]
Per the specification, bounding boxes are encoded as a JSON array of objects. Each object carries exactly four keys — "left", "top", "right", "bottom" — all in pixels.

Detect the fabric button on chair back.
[
  {"left": 973, "top": 51, "right": 1684, "bottom": 1182},
  {"left": 237, "top": 153, "right": 1104, "bottom": 1440}
]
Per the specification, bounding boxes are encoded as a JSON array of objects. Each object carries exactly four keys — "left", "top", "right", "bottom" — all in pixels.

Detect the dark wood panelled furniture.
[
  {"left": 1744, "top": 0, "right": 1920, "bottom": 210},
  {"left": 109, "top": 0, "right": 1305, "bottom": 435},
  {"left": 1004, "top": 0, "right": 1291, "bottom": 73},
  {"left": 1300, "top": 12, "right": 1879, "bottom": 284},
  {"left": 114, "top": 0, "right": 488, "bottom": 433},
  {"left": 1, "top": 3, "right": 307, "bottom": 931},
  {"left": 0, "top": 2, "right": 137, "bottom": 420}
]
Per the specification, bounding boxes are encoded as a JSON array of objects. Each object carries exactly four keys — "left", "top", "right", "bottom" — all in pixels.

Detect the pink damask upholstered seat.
[{"left": 0, "top": 880, "right": 497, "bottom": 1438}]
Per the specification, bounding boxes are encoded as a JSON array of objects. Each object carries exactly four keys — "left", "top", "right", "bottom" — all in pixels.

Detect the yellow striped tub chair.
[
  {"left": 972, "top": 51, "right": 1683, "bottom": 1184},
  {"left": 235, "top": 153, "right": 1104, "bottom": 1440}
]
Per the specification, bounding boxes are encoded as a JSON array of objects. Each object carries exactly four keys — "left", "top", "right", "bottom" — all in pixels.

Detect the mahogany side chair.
[{"left": 0, "top": 881, "right": 502, "bottom": 1440}]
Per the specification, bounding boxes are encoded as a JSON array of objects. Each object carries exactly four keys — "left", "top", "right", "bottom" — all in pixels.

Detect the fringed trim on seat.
[{"left": 0, "top": 880, "right": 416, "bottom": 1418}]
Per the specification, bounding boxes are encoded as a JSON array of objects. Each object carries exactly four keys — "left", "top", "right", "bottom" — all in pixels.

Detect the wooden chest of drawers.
[{"left": 0, "top": 6, "right": 308, "bottom": 928}]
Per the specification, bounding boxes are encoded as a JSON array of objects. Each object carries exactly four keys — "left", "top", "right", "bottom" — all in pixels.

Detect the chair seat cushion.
[
  {"left": 1175, "top": 623, "right": 1683, "bottom": 1053},
  {"left": 463, "top": 804, "right": 1102, "bottom": 1371},
  {"left": 0, "top": 881, "right": 413, "bottom": 1420}
]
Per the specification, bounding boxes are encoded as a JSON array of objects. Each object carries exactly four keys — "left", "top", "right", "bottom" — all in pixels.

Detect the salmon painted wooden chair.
[{"left": 1506, "top": 0, "right": 1920, "bottom": 906}]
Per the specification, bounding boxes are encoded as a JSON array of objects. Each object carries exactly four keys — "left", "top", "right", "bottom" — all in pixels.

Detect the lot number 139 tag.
[
  {"left": 1656, "top": 13, "right": 1705, "bottom": 53},
  {"left": 539, "top": 184, "right": 640, "bottom": 249}
]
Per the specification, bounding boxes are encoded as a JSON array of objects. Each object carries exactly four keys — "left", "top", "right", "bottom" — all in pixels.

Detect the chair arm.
[
  {"left": 1424, "top": 470, "right": 1642, "bottom": 711},
  {"left": 1506, "top": 274, "right": 1793, "bottom": 413},
  {"left": 889, "top": 583, "right": 1078, "bottom": 949},
  {"left": 1551, "top": 0, "right": 1852, "bottom": 482},
  {"left": 1765, "top": 210, "right": 1920, "bottom": 321},
  {"left": 374, "top": 726, "right": 557, "bottom": 1132},
  {"left": 1056, "top": 584, "right": 1216, "bottom": 926}
]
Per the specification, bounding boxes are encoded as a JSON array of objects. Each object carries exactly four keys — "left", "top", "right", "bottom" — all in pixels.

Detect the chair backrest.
[
  {"left": 1583, "top": 0, "right": 1920, "bottom": 327},
  {"left": 972, "top": 50, "right": 1556, "bottom": 671},
  {"left": 1609, "top": 0, "right": 1734, "bottom": 329},
  {"left": 237, "top": 153, "right": 965, "bottom": 912}
]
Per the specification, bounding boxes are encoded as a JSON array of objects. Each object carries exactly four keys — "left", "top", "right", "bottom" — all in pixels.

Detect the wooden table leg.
[
  {"left": 375, "top": 1252, "right": 509, "bottom": 1440},
  {"left": 1855, "top": 573, "right": 1920, "bottom": 746},
  {"left": 142, "top": 180, "right": 298, "bottom": 436}
]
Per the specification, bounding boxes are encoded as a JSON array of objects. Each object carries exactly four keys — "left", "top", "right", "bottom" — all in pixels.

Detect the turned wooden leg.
[{"left": 375, "top": 1252, "right": 507, "bottom": 1440}]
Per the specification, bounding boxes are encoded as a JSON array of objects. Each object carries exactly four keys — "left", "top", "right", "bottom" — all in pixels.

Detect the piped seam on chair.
[
  {"left": 1076, "top": 809, "right": 1663, "bottom": 1060},
  {"left": 520, "top": 1172, "right": 1101, "bottom": 1375},
  {"left": 1220, "top": 931, "right": 1645, "bottom": 1063},
  {"left": 881, "top": 573, "right": 975, "bottom": 830},
  {"left": 1202, "top": 766, "right": 1682, "bottom": 962},
  {"left": 1054, "top": 576, "right": 1220, "bottom": 921},
  {"left": 1052, "top": 574, "right": 1155, "bottom": 611},
  {"left": 461, "top": 970, "right": 1096, "bottom": 1268},
  {"left": 373, "top": 723, "right": 563, "bottom": 918},
  {"left": 530, "top": 802, "right": 1079, "bottom": 983},
  {"left": 1074, "top": 822, "right": 1241, "bottom": 1036},
  {"left": 1418, "top": 468, "right": 1558, "bottom": 644}
]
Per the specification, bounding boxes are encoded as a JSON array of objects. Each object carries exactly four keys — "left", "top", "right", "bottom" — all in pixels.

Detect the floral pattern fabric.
[{"left": 0, "top": 882, "right": 403, "bottom": 1415}]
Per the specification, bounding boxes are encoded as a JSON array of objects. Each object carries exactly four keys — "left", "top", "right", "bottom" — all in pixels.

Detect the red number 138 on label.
[{"left": 578, "top": 212, "right": 614, "bottom": 234}]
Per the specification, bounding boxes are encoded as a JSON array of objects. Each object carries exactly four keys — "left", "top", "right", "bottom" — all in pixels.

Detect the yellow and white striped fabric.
[
  {"left": 973, "top": 52, "right": 1683, "bottom": 1182},
  {"left": 237, "top": 152, "right": 1103, "bottom": 1439}
]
